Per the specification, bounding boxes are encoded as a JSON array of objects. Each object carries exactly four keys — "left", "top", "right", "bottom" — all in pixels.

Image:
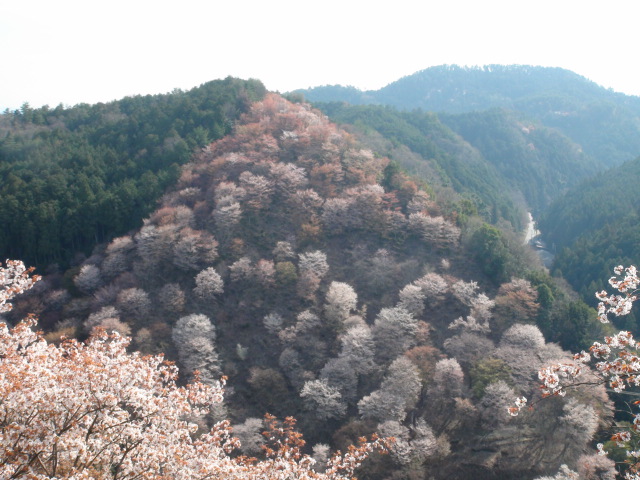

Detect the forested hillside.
[
  {"left": 439, "top": 109, "right": 600, "bottom": 215},
  {"left": 315, "top": 102, "right": 597, "bottom": 220},
  {"left": 6, "top": 94, "right": 614, "bottom": 480},
  {"left": 0, "top": 77, "right": 266, "bottom": 267},
  {"left": 538, "top": 156, "right": 640, "bottom": 330},
  {"left": 296, "top": 65, "right": 640, "bottom": 168},
  {"left": 316, "top": 103, "right": 525, "bottom": 228}
]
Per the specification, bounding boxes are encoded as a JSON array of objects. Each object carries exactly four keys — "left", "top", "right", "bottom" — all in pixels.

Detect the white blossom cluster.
[
  {"left": 0, "top": 259, "right": 40, "bottom": 312},
  {"left": 596, "top": 265, "right": 639, "bottom": 322}
]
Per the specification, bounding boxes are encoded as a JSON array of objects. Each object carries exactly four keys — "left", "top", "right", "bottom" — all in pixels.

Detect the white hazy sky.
[{"left": 2, "top": 0, "right": 639, "bottom": 111}]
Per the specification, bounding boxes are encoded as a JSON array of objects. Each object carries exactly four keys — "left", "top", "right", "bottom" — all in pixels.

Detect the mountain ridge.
[{"left": 294, "top": 64, "right": 640, "bottom": 168}]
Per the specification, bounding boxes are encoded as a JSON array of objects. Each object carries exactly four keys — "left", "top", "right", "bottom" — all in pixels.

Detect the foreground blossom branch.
[
  {"left": 510, "top": 265, "right": 640, "bottom": 479},
  {"left": 0, "top": 261, "right": 390, "bottom": 479}
]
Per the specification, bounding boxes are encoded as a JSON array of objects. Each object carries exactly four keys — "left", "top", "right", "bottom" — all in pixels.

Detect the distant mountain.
[{"left": 295, "top": 65, "right": 640, "bottom": 168}]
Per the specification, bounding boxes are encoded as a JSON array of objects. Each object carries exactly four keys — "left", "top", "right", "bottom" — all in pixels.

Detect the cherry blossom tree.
[
  {"left": 576, "top": 454, "right": 616, "bottom": 480},
  {"left": 431, "top": 358, "right": 465, "bottom": 398},
  {"left": 0, "top": 259, "right": 40, "bottom": 312},
  {"left": 238, "top": 171, "right": 274, "bottom": 211},
  {"left": 229, "top": 256, "right": 254, "bottom": 283},
  {"left": 397, "top": 283, "right": 426, "bottom": 317},
  {"left": 268, "top": 161, "right": 308, "bottom": 197},
  {"left": 298, "top": 250, "right": 330, "bottom": 279},
  {"left": 337, "top": 323, "right": 376, "bottom": 375},
  {"left": 134, "top": 224, "right": 176, "bottom": 271},
  {"left": 105, "top": 235, "right": 135, "bottom": 255},
  {"left": 116, "top": 287, "right": 151, "bottom": 322},
  {"left": 171, "top": 227, "right": 218, "bottom": 271},
  {"left": 533, "top": 464, "right": 579, "bottom": 480},
  {"left": 212, "top": 180, "right": 246, "bottom": 207},
  {"left": 413, "top": 272, "right": 448, "bottom": 304},
  {"left": 84, "top": 305, "right": 120, "bottom": 332},
  {"left": 287, "top": 189, "right": 323, "bottom": 224},
  {"left": 479, "top": 380, "right": 517, "bottom": 429},
  {"left": 232, "top": 417, "right": 264, "bottom": 456},
  {"left": 148, "top": 205, "right": 195, "bottom": 228},
  {"left": 262, "top": 312, "right": 284, "bottom": 334},
  {"left": 73, "top": 263, "right": 103, "bottom": 294},
  {"left": 408, "top": 213, "right": 460, "bottom": 248},
  {"left": 193, "top": 267, "right": 224, "bottom": 300},
  {"left": 358, "top": 356, "right": 421, "bottom": 422},
  {"left": 324, "top": 281, "right": 358, "bottom": 330},
  {"left": 300, "top": 379, "right": 348, "bottom": 420},
  {"left": 102, "top": 251, "right": 130, "bottom": 279},
  {"left": 172, "top": 313, "right": 221, "bottom": 384},
  {"left": 272, "top": 241, "right": 296, "bottom": 261},
  {"left": 212, "top": 201, "right": 242, "bottom": 241},
  {"left": 319, "top": 357, "right": 359, "bottom": 404},
  {"left": 372, "top": 306, "right": 418, "bottom": 364},
  {"left": 450, "top": 279, "right": 480, "bottom": 307},
  {"left": 377, "top": 419, "right": 437, "bottom": 467},
  {"left": 254, "top": 259, "right": 276, "bottom": 287}
]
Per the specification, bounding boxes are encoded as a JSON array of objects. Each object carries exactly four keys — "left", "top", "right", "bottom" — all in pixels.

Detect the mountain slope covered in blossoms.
[{"left": 7, "top": 94, "right": 614, "bottom": 480}]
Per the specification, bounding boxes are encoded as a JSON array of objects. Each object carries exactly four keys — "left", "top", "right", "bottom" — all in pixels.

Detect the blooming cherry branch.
[
  {"left": 0, "top": 259, "right": 40, "bottom": 312},
  {"left": 596, "top": 265, "right": 640, "bottom": 322}
]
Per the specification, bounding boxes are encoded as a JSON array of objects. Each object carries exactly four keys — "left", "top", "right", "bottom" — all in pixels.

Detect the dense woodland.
[
  {"left": 2, "top": 66, "right": 640, "bottom": 479},
  {"left": 0, "top": 77, "right": 266, "bottom": 267},
  {"left": 315, "top": 102, "right": 598, "bottom": 220},
  {"left": 537, "top": 157, "right": 640, "bottom": 331}
]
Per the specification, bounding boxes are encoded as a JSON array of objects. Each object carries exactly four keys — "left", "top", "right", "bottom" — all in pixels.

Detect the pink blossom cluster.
[{"left": 538, "top": 363, "right": 583, "bottom": 396}]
